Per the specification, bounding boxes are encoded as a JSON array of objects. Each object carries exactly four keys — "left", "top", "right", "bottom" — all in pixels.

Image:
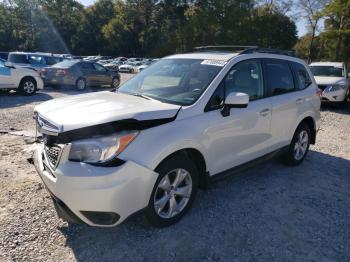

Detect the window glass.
[
  {"left": 293, "top": 62, "right": 312, "bottom": 90},
  {"left": 206, "top": 82, "right": 225, "bottom": 111},
  {"left": 118, "top": 59, "right": 222, "bottom": 105},
  {"left": 78, "top": 62, "right": 93, "bottom": 70},
  {"left": 310, "top": 66, "right": 344, "bottom": 77},
  {"left": 46, "top": 56, "right": 61, "bottom": 66},
  {"left": 265, "top": 59, "right": 295, "bottom": 95},
  {"left": 52, "top": 60, "right": 78, "bottom": 68},
  {"left": 8, "top": 54, "right": 28, "bottom": 64},
  {"left": 205, "top": 59, "right": 264, "bottom": 111},
  {"left": 0, "top": 59, "right": 4, "bottom": 67},
  {"left": 225, "top": 59, "right": 264, "bottom": 100},
  {"left": 93, "top": 63, "right": 106, "bottom": 71},
  {"left": 28, "top": 55, "right": 45, "bottom": 65}
]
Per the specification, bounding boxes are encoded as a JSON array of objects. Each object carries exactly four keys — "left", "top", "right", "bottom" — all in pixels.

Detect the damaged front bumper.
[{"left": 32, "top": 144, "right": 158, "bottom": 227}]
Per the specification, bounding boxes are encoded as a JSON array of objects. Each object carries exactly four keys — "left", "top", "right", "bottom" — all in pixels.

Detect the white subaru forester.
[{"left": 33, "top": 47, "right": 321, "bottom": 227}]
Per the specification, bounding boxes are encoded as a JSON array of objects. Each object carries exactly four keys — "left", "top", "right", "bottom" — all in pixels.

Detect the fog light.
[{"left": 80, "top": 211, "right": 120, "bottom": 225}]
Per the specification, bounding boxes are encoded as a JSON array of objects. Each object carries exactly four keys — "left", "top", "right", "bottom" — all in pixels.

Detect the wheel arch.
[
  {"left": 19, "top": 75, "right": 37, "bottom": 88},
  {"left": 155, "top": 148, "right": 209, "bottom": 189},
  {"left": 297, "top": 116, "right": 316, "bottom": 144}
]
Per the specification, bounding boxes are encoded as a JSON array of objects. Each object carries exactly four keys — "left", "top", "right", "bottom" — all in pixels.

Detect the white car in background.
[
  {"left": 309, "top": 62, "right": 350, "bottom": 107},
  {"left": 119, "top": 62, "right": 143, "bottom": 73},
  {"left": 0, "top": 58, "right": 43, "bottom": 95},
  {"left": 33, "top": 48, "right": 320, "bottom": 228}
]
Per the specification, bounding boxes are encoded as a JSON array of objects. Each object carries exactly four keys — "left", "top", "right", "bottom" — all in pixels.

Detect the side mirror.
[
  {"left": 221, "top": 92, "right": 249, "bottom": 117},
  {"left": 4, "top": 61, "right": 15, "bottom": 69}
]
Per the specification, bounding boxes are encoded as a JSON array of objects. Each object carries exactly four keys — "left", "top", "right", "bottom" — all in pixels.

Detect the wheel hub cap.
[
  {"left": 24, "top": 81, "right": 34, "bottom": 93},
  {"left": 154, "top": 168, "right": 192, "bottom": 219},
  {"left": 294, "top": 130, "right": 308, "bottom": 160}
]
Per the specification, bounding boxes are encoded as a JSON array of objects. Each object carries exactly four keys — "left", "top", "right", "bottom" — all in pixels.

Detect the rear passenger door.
[{"left": 262, "top": 59, "right": 301, "bottom": 148}]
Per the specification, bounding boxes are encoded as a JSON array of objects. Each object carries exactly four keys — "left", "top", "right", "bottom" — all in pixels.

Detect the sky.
[{"left": 78, "top": 0, "right": 309, "bottom": 37}]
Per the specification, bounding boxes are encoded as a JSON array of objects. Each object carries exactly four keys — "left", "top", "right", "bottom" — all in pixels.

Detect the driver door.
[{"left": 204, "top": 59, "right": 273, "bottom": 175}]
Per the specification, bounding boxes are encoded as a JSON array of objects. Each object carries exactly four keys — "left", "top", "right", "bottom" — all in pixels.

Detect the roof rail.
[
  {"left": 191, "top": 45, "right": 258, "bottom": 53},
  {"left": 240, "top": 48, "right": 295, "bottom": 57}
]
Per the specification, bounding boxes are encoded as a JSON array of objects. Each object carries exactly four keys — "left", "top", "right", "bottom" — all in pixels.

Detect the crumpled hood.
[
  {"left": 314, "top": 76, "right": 347, "bottom": 86},
  {"left": 34, "top": 91, "right": 180, "bottom": 132}
]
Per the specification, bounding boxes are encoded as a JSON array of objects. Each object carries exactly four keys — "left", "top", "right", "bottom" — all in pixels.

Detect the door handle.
[
  {"left": 296, "top": 98, "right": 304, "bottom": 104},
  {"left": 259, "top": 108, "right": 271, "bottom": 117}
]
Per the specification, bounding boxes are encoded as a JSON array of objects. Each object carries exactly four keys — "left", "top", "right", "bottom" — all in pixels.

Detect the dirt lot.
[{"left": 0, "top": 76, "right": 349, "bottom": 261}]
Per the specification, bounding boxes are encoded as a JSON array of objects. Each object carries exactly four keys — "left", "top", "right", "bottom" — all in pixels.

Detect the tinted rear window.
[{"left": 52, "top": 60, "right": 78, "bottom": 68}]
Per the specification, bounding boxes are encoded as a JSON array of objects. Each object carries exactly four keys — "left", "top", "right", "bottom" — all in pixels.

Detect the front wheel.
[
  {"left": 282, "top": 124, "right": 311, "bottom": 166},
  {"left": 19, "top": 77, "right": 37, "bottom": 95},
  {"left": 145, "top": 154, "right": 198, "bottom": 227},
  {"left": 111, "top": 77, "right": 120, "bottom": 89}
]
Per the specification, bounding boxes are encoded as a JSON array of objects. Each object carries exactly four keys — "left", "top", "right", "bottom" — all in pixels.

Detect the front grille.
[
  {"left": 45, "top": 145, "right": 62, "bottom": 168},
  {"left": 318, "top": 85, "right": 327, "bottom": 91}
]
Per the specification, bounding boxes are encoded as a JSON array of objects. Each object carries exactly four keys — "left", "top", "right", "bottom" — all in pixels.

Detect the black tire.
[
  {"left": 75, "top": 77, "right": 87, "bottom": 91},
  {"left": 281, "top": 124, "right": 311, "bottom": 166},
  {"left": 19, "top": 77, "right": 37, "bottom": 95},
  {"left": 111, "top": 77, "right": 120, "bottom": 88},
  {"left": 145, "top": 154, "right": 199, "bottom": 227}
]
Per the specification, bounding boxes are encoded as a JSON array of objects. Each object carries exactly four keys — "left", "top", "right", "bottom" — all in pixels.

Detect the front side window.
[
  {"left": 310, "top": 66, "right": 344, "bottom": 77},
  {"left": 205, "top": 59, "right": 264, "bottom": 111},
  {"left": 264, "top": 59, "right": 295, "bottom": 95},
  {"left": 118, "top": 58, "right": 223, "bottom": 105},
  {"left": 292, "top": 62, "right": 312, "bottom": 90}
]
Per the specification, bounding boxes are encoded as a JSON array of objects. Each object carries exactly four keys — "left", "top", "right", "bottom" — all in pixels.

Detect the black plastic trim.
[{"left": 209, "top": 146, "right": 289, "bottom": 183}]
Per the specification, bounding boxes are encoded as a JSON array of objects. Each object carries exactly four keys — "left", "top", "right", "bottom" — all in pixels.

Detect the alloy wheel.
[
  {"left": 153, "top": 168, "right": 192, "bottom": 219},
  {"left": 293, "top": 130, "right": 309, "bottom": 160},
  {"left": 23, "top": 81, "right": 35, "bottom": 94}
]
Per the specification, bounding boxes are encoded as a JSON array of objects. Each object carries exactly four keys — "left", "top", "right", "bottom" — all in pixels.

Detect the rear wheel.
[
  {"left": 145, "top": 154, "right": 198, "bottom": 227},
  {"left": 19, "top": 77, "right": 37, "bottom": 95},
  {"left": 282, "top": 124, "right": 311, "bottom": 166},
  {"left": 76, "top": 78, "right": 86, "bottom": 91}
]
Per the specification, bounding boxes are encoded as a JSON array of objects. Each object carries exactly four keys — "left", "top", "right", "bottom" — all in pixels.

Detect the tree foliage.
[{"left": 0, "top": 0, "right": 308, "bottom": 58}]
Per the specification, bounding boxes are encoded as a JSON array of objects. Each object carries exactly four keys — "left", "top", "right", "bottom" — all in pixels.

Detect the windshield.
[
  {"left": 310, "top": 66, "right": 344, "bottom": 77},
  {"left": 118, "top": 58, "right": 223, "bottom": 105}
]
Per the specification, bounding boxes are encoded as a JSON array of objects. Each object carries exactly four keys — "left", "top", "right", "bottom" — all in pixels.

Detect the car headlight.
[
  {"left": 325, "top": 84, "right": 346, "bottom": 92},
  {"left": 68, "top": 131, "right": 138, "bottom": 164}
]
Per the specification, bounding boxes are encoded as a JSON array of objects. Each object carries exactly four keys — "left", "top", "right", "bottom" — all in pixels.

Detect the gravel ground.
[{"left": 0, "top": 79, "right": 349, "bottom": 261}]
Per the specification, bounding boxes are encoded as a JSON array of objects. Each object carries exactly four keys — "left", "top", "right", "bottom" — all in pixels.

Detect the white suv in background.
[
  {"left": 0, "top": 58, "right": 43, "bottom": 95},
  {"left": 309, "top": 62, "right": 350, "bottom": 107},
  {"left": 33, "top": 47, "right": 321, "bottom": 227}
]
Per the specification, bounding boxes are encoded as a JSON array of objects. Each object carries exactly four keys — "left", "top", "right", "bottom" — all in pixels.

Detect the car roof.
[
  {"left": 166, "top": 52, "right": 239, "bottom": 61},
  {"left": 9, "top": 51, "right": 61, "bottom": 58},
  {"left": 309, "top": 62, "right": 344, "bottom": 68}
]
